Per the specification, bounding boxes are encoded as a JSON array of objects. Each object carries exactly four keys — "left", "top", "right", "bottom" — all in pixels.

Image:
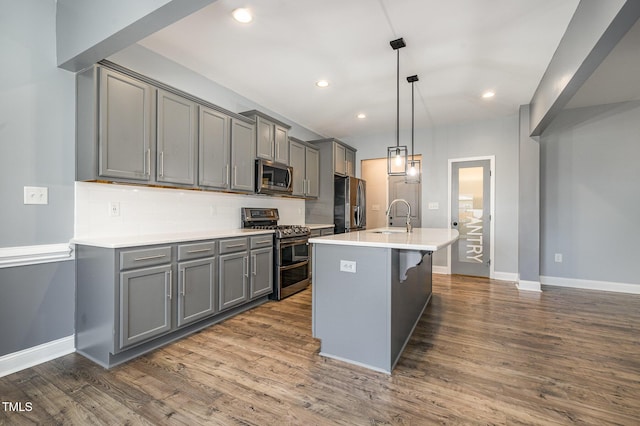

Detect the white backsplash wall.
[{"left": 75, "top": 182, "right": 305, "bottom": 239}]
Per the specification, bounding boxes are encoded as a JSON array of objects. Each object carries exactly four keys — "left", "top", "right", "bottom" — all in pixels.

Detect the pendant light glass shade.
[
  {"left": 387, "top": 145, "right": 408, "bottom": 175},
  {"left": 405, "top": 159, "right": 421, "bottom": 183},
  {"left": 405, "top": 74, "right": 420, "bottom": 182}
]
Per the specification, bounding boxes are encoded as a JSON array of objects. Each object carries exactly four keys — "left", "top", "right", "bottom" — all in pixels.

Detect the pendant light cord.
[
  {"left": 411, "top": 80, "right": 414, "bottom": 162},
  {"left": 396, "top": 48, "right": 400, "bottom": 150}
]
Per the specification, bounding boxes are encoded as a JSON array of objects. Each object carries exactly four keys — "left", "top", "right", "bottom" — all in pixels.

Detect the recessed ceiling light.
[
  {"left": 316, "top": 80, "right": 329, "bottom": 88},
  {"left": 482, "top": 91, "right": 495, "bottom": 99},
  {"left": 357, "top": 113, "right": 366, "bottom": 119},
  {"left": 232, "top": 8, "right": 252, "bottom": 23}
]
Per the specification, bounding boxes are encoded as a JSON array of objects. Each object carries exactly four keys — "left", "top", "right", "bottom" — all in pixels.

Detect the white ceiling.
[{"left": 139, "top": 0, "right": 581, "bottom": 139}]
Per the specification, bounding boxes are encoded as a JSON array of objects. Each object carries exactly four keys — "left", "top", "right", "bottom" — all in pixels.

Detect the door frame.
[{"left": 447, "top": 155, "right": 495, "bottom": 278}]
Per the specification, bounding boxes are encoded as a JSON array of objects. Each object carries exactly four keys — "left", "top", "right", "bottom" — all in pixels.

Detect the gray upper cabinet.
[
  {"left": 240, "top": 110, "right": 291, "bottom": 165},
  {"left": 345, "top": 148, "right": 356, "bottom": 177},
  {"left": 334, "top": 143, "right": 347, "bottom": 176},
  {"left": 199, "top": 106, "right": 231, "bottom": 189},
  {"left": 156, "top": 90, "right": 198, "bottom": 186},
  {"left": 289, "top": 138, "right": 319, "bottom": 198},
  {"left": 98, "top": 68, "right": 155, "bottom": 181},
  {"left": 230, "top": 118, "right": 256, "bottom": 192}
]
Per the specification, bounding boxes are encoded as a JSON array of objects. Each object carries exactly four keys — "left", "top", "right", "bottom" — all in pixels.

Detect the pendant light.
[
  {"left": 387, "top": 38, "right": 408, "bottom": 175},
  {"left": 406, "top": 74, "right": 421, "bottom": 183}
]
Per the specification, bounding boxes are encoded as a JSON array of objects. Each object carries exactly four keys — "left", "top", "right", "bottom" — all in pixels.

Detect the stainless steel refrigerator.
[{"left": 334, "top": 176, "right": 366, "bottom": 233}]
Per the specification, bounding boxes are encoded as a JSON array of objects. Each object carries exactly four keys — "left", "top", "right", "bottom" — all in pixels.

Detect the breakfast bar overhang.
[{"left": 310, "top": 228, "right": 459, "bottom": 373}]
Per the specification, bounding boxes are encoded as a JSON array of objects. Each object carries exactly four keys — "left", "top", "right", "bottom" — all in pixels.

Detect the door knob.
[{"left": 452, "top": 221, "right": 458, "bottom": 227}]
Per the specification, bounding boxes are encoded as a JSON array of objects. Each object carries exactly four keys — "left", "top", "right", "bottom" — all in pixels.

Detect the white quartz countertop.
[
  {"left": 71, "top": 229, "right": 274, "bottom": 249},
  {"left": 309, "top": 227, "right": 459, "bottom": 251},
  {"left": 306, "top": 223, "right": 335, "bottom": 230}
]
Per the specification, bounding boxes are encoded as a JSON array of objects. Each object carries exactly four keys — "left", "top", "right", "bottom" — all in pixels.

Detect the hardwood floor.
[{"left": 2, "top": 275, "right": 639, "bottom": 425}]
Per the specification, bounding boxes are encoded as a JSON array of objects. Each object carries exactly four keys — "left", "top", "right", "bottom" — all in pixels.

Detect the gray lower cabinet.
[
  {"left": 219, "top": 251, "right": 248, "bottom": 311},
  {"left": 156, "top": 90, "right": 198, "bottom": 186},
  {"left": 75, "top": 233, "right": 272, "bottom": 369},
  {"left": 250, "top": 246, "right": 273, "bottom": 298},
  {"left": 119, "top": 264, "right": 172, "bottom": 349},
  {"left": 177, "top": 257, "right": 216, "bottom": 327}
]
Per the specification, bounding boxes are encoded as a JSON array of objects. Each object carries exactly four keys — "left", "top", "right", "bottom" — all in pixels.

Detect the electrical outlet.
[
  {"left": 109, "top": 202, "right": 120, "bottom": 217},
  {"left": 24, "top": 186, "right": 48, "bottom": 205},
  {"left": 339, "top": 260, "right": 356, "bottom": 273},
  {"left": 554, "top": 253, "right": 563, "bottom": 263}
]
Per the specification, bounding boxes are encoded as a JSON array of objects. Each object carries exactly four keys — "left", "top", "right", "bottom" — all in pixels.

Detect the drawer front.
[
  {"left": 321, "top": 228, "right": 335, "bottom": 236},
  {"left": 219, "top": 237, "right": 248, "bottom": 254},
  {"left": 120, "top": 246, "right": 172, "bottom": 270},
  {"left": 178, "top": 241, "right": 216, "bottom": 261},
  {"left": 310, "top": 230, "right": 321, "bottom": 238},
  {"left": 251, "top": 234, "right": 274, "bottom": 249}
]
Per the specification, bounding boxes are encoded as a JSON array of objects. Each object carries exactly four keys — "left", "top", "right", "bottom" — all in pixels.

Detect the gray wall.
[
  {"left": 518, "top": 105, "right": 540, "bottom": 283},
  {"left": 0, "top": 0, "right": 76, "bottom": 356},
  {"left": 540, "top": 101, "right": 640, "bottom": 286},
  {"left": 1, "top": 0, "right": 76, "bottom": 248},
  {"left": 108, "top": 44, "right": 325, "bottom": 142},
  {"left": 0, "top": 262, "right": 75, "bottom": 357},
  {"left": 343, "top": 114, "right": 520, "bottom": 275}
]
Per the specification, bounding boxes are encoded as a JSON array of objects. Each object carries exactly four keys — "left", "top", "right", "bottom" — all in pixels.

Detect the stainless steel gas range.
[{"left": 241, "top": 207, "right": 310, "bottom": 300}]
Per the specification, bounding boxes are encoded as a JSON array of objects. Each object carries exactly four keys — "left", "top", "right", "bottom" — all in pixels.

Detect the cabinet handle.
[
  {"left": 145, "top": 149, "right": 151, "bottom": 176},
  {"left": 167, "top": 269, "right": 172, "bottom": 300},
  {"left": 243, "top": 256, "right": 249, "bottom": 277},
  {"left": 226, "top": 243, "right": 245, "bottom": 248},
  {"left": 187, "top": 248, "right": 212, "bottom": 254},
  {"left": 134, "top": 254, "right": 167, "bottom": 262},
  {"left": 252, "top": 254, "right": 257, "bottom": 275},
  {"left": 233, "top": 165, "right": 237, "bottom": 185},
  {"left": 181, "top": 269, "right": 186, "bottom": 296},
  {"left": 255, "top": 239, "right": 271, "bottom": 244},
  {"left": 224, "top": 164, "right": 229, "bottom": 186},
  {"left": 160, "top": 151, "right": 164, "bottom": 177}
]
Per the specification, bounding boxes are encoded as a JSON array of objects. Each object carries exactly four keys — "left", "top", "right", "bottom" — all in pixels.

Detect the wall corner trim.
[
  {"left": 517, "top": 280, "right": 542, "bottom": 292},
  {"left": 432, "top": 266, "right": 450, "bottom": 275},
  {"left": 0, "top": 243, "right": 74, "bottom": 269},
  {"left": 0, "top": 336, "right": 75, "bottom": 378}
]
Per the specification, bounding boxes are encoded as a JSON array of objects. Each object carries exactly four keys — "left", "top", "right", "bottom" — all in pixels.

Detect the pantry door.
[{"left": 450, "top": 159, "right": 492, "bottom": 277}]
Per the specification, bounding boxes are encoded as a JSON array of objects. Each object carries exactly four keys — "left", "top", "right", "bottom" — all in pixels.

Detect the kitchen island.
[{"left": 310, "top": 227, "right": 458, "bottom": 373}]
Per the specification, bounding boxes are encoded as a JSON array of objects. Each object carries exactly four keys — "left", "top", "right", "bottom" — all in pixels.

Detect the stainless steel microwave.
[{"left": 256, "top": 159, "right": 293, "bottom": 195}]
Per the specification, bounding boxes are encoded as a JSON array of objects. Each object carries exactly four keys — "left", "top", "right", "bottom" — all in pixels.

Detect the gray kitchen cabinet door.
[
  {"left": 199, "top": 106, "right": 230, "bottom": 189},
  {"left": 250, "top": 247, "right": 273, "bottom": 299},
  {"left": 119, "top": 264, "right": 172, "bottom": 349},
  {"left": 219, "top": 251, "right": 249, "bottom": 310},
  {"left": 345, "top": 148, "right": 356, "bottom": 177},
  {"left": 156, "top": 90, "right": 198, "bottom": 186},
  {"left": 177, "top": 257, "right": 216, "bottom": 327},
  {"left": 256, "top": 116, "right": 274, "bottom": 160},
  {"left": 334, "top": 143, "right": 347, "bottom": 176},
  {"left": 305, "top": 146, "right": 320, "bottom": 198},
  {"left": 99, "top": 68, "right": 154, "bottom": 181},
  {"left": 230, "top": 118, "right": 256, "bottom": 192},
  {"left": 274, "top": 125, "right": 289, "bottom": 165},
  {"left": 289, "top": 140, "right": 306, "bottom": 196}
]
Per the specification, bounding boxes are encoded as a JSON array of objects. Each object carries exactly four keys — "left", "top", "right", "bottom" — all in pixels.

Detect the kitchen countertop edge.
[
  {"left": 71, "top": 229, "right": 275, "bottom": 249},
  {"left": 309, "top": 228, "right": 459, "bottom": 252}
]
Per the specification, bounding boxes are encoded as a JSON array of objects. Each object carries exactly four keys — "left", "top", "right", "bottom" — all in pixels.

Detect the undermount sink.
[{"left": 369, "top": 229, "right": 407, "bottom": 235}]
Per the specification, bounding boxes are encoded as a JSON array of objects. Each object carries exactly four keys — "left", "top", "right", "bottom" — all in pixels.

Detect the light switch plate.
[
  {"left": 428, "top": 202, "right": 439, "bottom": 210},
  {"left": 24, "top": 186, "right": 48, "bottom": 205}
]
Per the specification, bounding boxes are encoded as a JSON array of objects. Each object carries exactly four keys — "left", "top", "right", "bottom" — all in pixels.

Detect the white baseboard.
[
  {"left": 0, "top": 336, "right": 75, "bottom": 378},
  {"left": 540, "top": 275, "right": 640, "bottom": 294},
  {"left": 517, "top": 280, "right": 542, "bottom": 292},
  {"left": 493, "top": 271, "right": 518, "bottom": 282},
  {"left": 433, "top": 265, "right": 449, "bottom": 275}
]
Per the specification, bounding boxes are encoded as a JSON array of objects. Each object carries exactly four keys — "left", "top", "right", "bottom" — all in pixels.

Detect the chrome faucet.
[{"left": 385, "top": 199, "right": 412, "bottom": 233}]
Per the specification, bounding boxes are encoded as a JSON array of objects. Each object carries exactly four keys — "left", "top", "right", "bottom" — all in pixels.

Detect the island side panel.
[
  {"left": 312, "top": 244, "right": 392, "bottom": 372},
  {"left": 390, "top": 250, "right": 433, "bottom": 368}
]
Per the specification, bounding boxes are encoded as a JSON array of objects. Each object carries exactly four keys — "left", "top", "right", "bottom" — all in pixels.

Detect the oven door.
[{"left": 277, "top": 237, "right": 310, "bottom": 298}]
